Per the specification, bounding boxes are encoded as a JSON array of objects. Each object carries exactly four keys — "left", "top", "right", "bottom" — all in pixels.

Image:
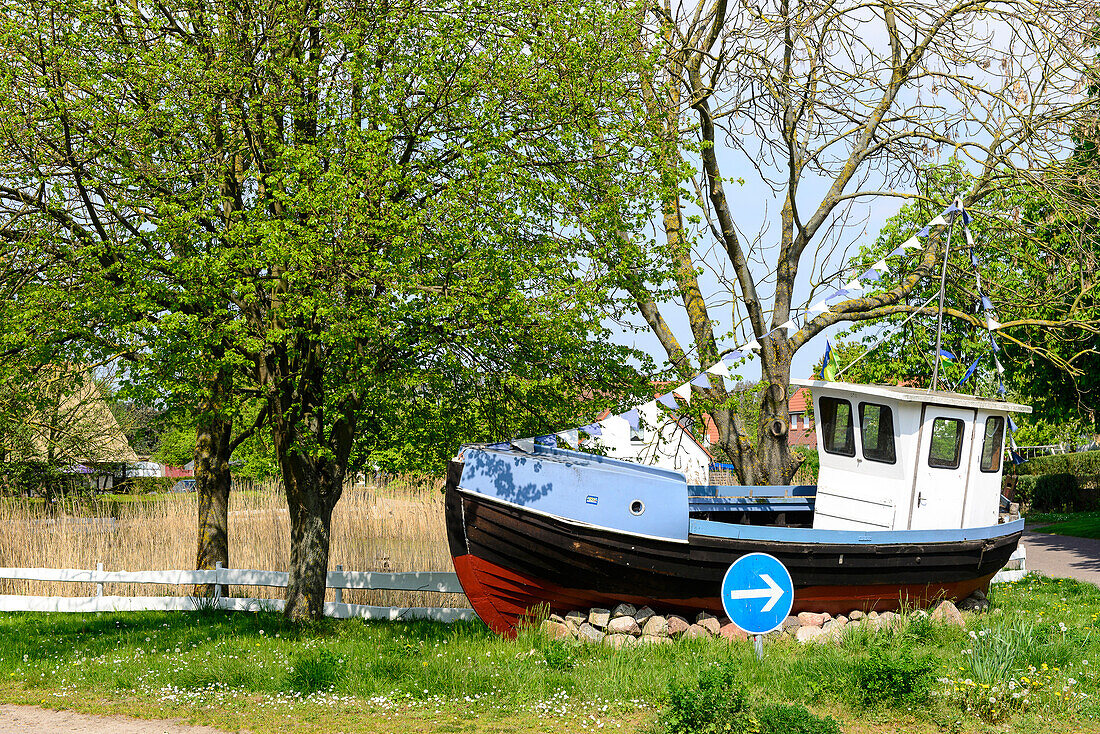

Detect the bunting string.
[{"left": 530, "top": 198, "right": 1022, "bottom": 459}]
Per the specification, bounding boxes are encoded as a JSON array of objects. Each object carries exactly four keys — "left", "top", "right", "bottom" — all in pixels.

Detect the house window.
[
  {"left": 859, "top": 402, "right": 896, "bottom": 464},
  {"left": 980, "top": 417, "right": 1005, "bottom": 473},
  {"left": 928, "top": 417, "right": 965, "bottom": 469},
  {"left": 819, "top": 397, "right": 855, "bottom": 457},
  {"left": 790, "top": 415, "right": 798, "bottom": 429},
  {"left": 630, "top": 426, "right": 644, "bottom": 442}
]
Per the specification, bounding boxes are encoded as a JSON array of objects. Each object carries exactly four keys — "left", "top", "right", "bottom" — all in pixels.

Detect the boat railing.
[{"left": 687, "top": 485, "right": 816, "bottom": 514}]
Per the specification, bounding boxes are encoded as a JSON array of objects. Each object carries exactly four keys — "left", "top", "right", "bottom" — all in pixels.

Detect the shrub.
[
  {"left": 1013, "top": 473, "right": 1095, "bottom": 512},
  {"left": 850, "top": 646, "right": 935, "bottom": 707},
  {"left": 659, "top": 662, "right": 750, "bottom": 734},
  {"left": 752, "top": 703, "right": 842, "bottom": 734},
  {"left": 1016, "top": 451, "right": 1100, "bottom": 477}
]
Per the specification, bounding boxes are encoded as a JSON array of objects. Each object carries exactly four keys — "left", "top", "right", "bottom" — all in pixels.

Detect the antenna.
[{"left": 930, "top": 200, "right": 959, "bottom": 392}]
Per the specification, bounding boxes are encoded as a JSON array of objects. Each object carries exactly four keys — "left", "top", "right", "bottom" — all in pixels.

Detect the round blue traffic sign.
[{"left": 720, "top": 552, "right": 794, "bottom": 635}]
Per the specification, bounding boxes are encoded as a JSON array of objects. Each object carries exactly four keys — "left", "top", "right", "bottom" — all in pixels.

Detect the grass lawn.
[
  {"left": 1028, "top": 511, "right": 1100, "bottom": 539},
  {"left": 0, "top": 575, "right": 1098, "bottom": 733}
]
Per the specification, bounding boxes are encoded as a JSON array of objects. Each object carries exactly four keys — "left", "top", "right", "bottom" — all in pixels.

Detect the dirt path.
[
  {"left": 0, "top": 704, "right": 232, "bottom": 733},
  {"left": 1022, "top": 530, "right": 1100, "bottom": 586}
]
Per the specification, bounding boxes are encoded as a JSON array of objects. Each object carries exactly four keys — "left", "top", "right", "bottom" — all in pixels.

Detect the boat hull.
[{"left": 445, "top": 461, "right": 1021, "bottom": 636}]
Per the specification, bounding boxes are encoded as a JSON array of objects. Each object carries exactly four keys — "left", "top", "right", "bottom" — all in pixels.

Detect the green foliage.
[
  {"left": 659, "top": 661, "right": 750, "bottom": 734},
  {"left": 152, "top": 425, "right": 195, "bottom": 468},
  {"left": 288, "top": 648, "right": 345, "bottom": 693},
  {"left": 1016, "top": 451, "right": 1100, "bottom": 476},
  {"left": 849, "top": 645, "right": 935, "bottom": 707},
  {"left": 751, "top": 704, "right": 842, "bottom": 734},
  {"left": 1013, "top": 474, "right": 1097, "bottom": 513}
]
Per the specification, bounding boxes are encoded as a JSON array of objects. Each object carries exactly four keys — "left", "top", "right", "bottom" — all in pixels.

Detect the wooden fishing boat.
[{"left": 446, "top": 380, "right": 1029, "bottom": 635}]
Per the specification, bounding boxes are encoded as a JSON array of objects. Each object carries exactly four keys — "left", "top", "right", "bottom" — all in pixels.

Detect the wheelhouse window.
[
  {"left": 980, "top": 416, "right": 1005, "bottom": 473},
  {"left": 859, "top": 402, "right": 897, "bottom": 464},
  {"left": 819, "top": 397, "right": 855, "bottom": 457},
  {"left": 928, "top": 417, "right": 965, "bottom": 469}
]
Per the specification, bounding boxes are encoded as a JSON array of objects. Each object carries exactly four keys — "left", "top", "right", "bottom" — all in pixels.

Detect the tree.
[
  {"left": 627, "top": 0, "right": 1100, "bottom": 484},
  {"left": 0, "top": 0, "right": 664, "bottom": 618}
]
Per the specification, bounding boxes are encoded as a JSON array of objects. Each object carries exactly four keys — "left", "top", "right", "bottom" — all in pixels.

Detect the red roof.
[{"left": 789, "top": 387, "right": 811, "bottom": 413}]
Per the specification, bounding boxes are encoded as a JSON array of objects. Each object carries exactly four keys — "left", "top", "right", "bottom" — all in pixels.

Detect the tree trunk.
[
  {"left": 281, "top": 451, "right": 340, "bottom": 621},
  {"left": 755, "top": 339, "right": 802, "bottom": 485},
  {"left": 193, "top": 392, "right": 233, "bottom": 598}
]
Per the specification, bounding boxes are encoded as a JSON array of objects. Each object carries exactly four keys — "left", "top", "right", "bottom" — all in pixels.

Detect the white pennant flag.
[
  {"left": 929, "top": 215, "right": 947, "bottom": 227},
  {"left": 673, "top": 381, "right": 692, "bottom": 405},
  {"left": 994, "top": 356, "right": 1005, "bottom": 375},
  {"left": 706, "top": 360, "right": 731, "bottom": 378},
  {"left": 639, "top": 401, "right": 661, "bottom": 429},
  {"left": 778, "top": 319, "right": 799, "bottom": 333},
  {"left": 871, "top": 259, "right": 889, "bottom": 273},
  {"left": 843, "top": 279, "right": 864, "bottom": 292},
  {"left": 741, "top": 339, "right": 761, "bottom": 352},
  {"left": 901, "top": 236, "right": 922, "bottom": 250},
  {"left": 556, "top": 430, "right": 579, "bottom": 449},
  {"left": 808, "top": 299, "right": 830, "bottom": 314},
  {"left": 965, "top": 229, "right": 974, "bottom": 247},
  {"left": 986, "top": 314, "right": 1003, "bottom": 331}
]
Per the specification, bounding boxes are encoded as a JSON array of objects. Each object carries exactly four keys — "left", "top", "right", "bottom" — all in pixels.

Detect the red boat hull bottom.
[{"left": 453, "top": 553, "right": 995, "bottom": 636}]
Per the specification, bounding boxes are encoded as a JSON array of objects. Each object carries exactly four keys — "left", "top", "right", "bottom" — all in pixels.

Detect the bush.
[
  {"left": 1013, "top": 473, "right": 1096, "bottom": 512},
  {"left": 1016, "top": 451, "right": 1100, "bottom": 477},
  {"left": 659, "top": 662, "right": 750, "bottom": 734},
  {"left": 752, "top": 703, "right": 842, "bottom": 734},
  {"left": 849, "top": 646, "right": 935, "bottom": 707}
]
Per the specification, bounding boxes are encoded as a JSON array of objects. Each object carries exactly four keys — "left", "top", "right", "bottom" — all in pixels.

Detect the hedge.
[{"left": 1014, "top": 450, "right": 1100, "bottom": 476}]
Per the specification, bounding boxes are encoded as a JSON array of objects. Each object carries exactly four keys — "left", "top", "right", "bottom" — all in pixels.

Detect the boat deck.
[{"left": 688, "top": 484, "right": 816, "bottom": 513}]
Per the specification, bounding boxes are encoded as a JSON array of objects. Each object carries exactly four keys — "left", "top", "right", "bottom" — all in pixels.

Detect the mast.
[{"left": 930, "top": 201, "right": 959, "bottom": 392}]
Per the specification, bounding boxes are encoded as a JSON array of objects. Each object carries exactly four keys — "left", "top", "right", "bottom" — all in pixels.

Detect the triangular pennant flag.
[
  {"left": 722, "top": 350, "right": 744, "bottom": 363},
  {"left": 741, "top": 339, "right": 761, "bottom": 352},
  {"left": 826, "top": 288, "right": 851, "bottom": 303},
  {"left": 989, "top": 334, "right": 1000, "bottom": 352},
  {"left": 935, "top": 348, "right": 956, "bottom": 361},
  {"left": 994, "top": 356, "right": 1005, "bottom": 375},
  {"left": 981, "top": 295, "right": 994, "bottom": 311},
  {"left": 706, "top": 360, "right": 731, "bottom": 378},
  {"left": 944, "top": 202, "right": 960, "bottom": 214},
  {"left": 958, "top": 357, "right": 982, "bottom": 386},
  {"left": 1008, "top": 415, "right": 1018, "bottom": 433},
  {"left": 809, "top": 299, "right": 830, "bottom": 314},
  {"left": 579, "top": 422, "right": 602, "bottom": 437},
  {"left": 673, "top": 382, "right": 692, "bottom": 404},
  {"left": 777, "top": 319, "right": 799, "bottom": 333},
  {"left": 871, "top": 259, "right": 889, "bottom": 273},
  {"left": 929, "top": 214, "right": 947, "bottom": 227},
  {"left": 843, "top": 279, "right": 864, "bottom": 292},
  {"left": 639, "top": 401, "right": 661, "bottom": 428},
  {"left": 917, "top": 225, "right": 931, "bottom": 237},
  {"left": 556, "top": 430, "right": 579, "bottom": 449},
  {"left": 986, "top": 314, "right": 1003, "bottom": 331},
  {"left": 901, "top": 236, "right": 922, "bottom": 251},
  {"left": 961, "top": 208, "right": 972, "bottom": 225},
  {"left": 535, "top": 435, "right": 558, "bottom": 447},
  {"left": 621, "top": 409, "right": 640, "bottom": 430},
  {"left": 691, "top": 373, "right": 712, "bottom": 389},
  {"left": 860, "top": 268, "right": 882, "bottom": 283},
  {"left": 657, "top": 391, "right": 679, "bottom": 410},
  {"left": 965, "top": 229, "right": 975, "bottom": 248},
  {"left": 997, "top": 380, "right": 1007, "bottom": 396}
]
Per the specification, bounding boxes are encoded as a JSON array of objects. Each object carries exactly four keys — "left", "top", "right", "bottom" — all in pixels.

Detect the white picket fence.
[{"left": 0, "top": 563, "right": 477, "bottom": 622}]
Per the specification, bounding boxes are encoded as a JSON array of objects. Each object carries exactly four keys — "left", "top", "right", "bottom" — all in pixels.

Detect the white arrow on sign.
[{"left": 728, "top": 573, "right": 784, "bottom": 613}]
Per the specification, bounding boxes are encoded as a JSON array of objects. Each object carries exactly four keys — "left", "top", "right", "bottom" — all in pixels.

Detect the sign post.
[{"left": 720, "top": 552, "right": 794, "bottom": 659}]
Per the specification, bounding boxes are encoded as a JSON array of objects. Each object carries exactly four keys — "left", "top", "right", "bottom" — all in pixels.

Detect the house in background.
[
  {"left": 588, "top": 406, "right": 712, "bottom": 485},
  {"left": 786, "top": 386, "right": 816, "bottom": 448}
]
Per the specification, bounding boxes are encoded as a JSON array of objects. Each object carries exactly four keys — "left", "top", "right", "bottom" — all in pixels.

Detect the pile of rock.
[{"left": 538, "top": 591, "right": 990, "bottom": 647}]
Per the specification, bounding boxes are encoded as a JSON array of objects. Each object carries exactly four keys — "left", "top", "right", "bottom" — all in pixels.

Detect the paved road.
[
  {"left": 0, "top": 705, "right": 228, "bottom": 733},
  {"left": 1021, "top": 529, "right": 1100, "bottom": 586}
]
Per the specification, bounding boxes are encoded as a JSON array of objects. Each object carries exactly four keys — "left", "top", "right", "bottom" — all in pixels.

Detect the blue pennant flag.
[
  {"left": 691, "top": 373, "right": 711, "bottom": 389},
  {"left": 535, "top": 435, "right": 558, "bottom": 447},
  {"left": 859, "top": 268, "right": 882, "bottom": 283},
  {"left": 989, "top": 334, "right": 1000, "bottom": 353},
  {"left": 657, "top": 392, "right": 678, "bottom": 410},
  {"left": 826, "top": 288, "right": 851, "bottom": 303},
  {"left": 961, "top": 208, "right": 972, "bottom": 225},
  {"left": 723, "top": 350, "right": 744, "bottom": 362},
  {"left": 579, "top": 422, "right": 602, "bottom": 436},
  {"left": 820, "top": 340, "right": 832, "bottom": 380},
  {"left": 997, "top": 380, "right": 1007, "bottom": 396},
  {"left": 944, "top": 202, "right": 960, "bottom": 214},
  {"left": 621, "top": 409, "right": 640, "bottom": 430},
  {"left": 1008, "top": 415, "right": 1018, "bottom": 433},
  {"left": 957, "top": 357, "right": 982, "bottom": 387},
  {"left": 917, "top": 225, "right": 931, "bottom": 237},
  {"left": 1010, "top": 450, "right": 1026, "bottom": 465},
  {"left": 981, "top": 295, "right": 994, "bottom": 311},
  {"left": 936, "top": 348, "right": 956, "bottom": 362},
  {"left": 970, "top": 252, "right": 980, "bottom": 267}
]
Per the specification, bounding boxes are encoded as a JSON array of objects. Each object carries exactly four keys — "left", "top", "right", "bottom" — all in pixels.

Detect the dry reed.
[{"left": 0, "top": 476, "right": 469, "bottom": 609}]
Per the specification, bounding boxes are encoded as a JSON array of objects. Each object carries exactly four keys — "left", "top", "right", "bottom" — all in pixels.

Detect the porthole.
[{"left": 629, "top": 499, "right": 645, "bottom": 516}]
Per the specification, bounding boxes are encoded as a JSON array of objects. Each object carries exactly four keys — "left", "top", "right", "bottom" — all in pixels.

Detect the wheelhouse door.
[{"left": 909, "top": 405, "right": 977, "bottom": 530}]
